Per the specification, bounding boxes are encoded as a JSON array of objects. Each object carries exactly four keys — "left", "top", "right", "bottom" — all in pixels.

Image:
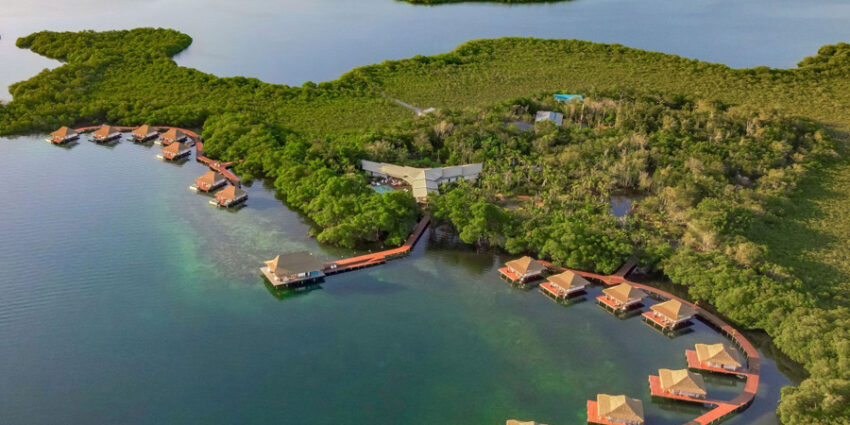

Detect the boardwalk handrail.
[
  {"left": 324, "top": 214, "right": 430, "bottom": 275},
  {"left": 542, "top": 261, "right": 760, "bottom": 425}
]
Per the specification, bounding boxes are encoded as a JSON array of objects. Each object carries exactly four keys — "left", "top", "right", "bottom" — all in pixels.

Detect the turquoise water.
[
  {"left": 0, "top": 135, "right": 793, "bottom": 424},
  {"left": 372, "top": 184, "right": 397, "bottom": 194},
  {"left": 1, "top": 0, "right": 850, "bottom": 101}
]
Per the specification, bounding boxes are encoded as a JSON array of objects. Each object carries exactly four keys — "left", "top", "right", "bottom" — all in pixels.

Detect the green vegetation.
[
  {"left": 2, "top": 28, "right": 850, "bottom": 424},
  {"left": 371, "top": 95, "right": 830, "bottom": 274}
]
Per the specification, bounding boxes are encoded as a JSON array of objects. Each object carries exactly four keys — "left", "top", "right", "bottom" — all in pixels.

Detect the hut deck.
[
  {"left": 498, "top": 267, "right": 522, "bottom": 282},
  {"left": 535, "top": 260, "right": 761, "bottom": 425},
  {"left": 596, "top": 295, "right": 642, "bottom": 312},
  {"left": 648, "top": 375, "right": 715, "bottom": 406},
  {"left": 642, "top": 311, "right": 691, "bottom": 330},
  {"left": 685, "top": 350, "right": 746, "bottom": 376},
  {"left": 585, "top": 401, "right": 620, "bottom": 425}
]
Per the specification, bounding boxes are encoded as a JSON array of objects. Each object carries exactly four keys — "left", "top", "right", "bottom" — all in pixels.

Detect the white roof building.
[
  {"left": 535, "top": 111, "right": 564, "bottom": 126},
  {"left": 361, "top": 160, "right": 483, "bottom": 200}
]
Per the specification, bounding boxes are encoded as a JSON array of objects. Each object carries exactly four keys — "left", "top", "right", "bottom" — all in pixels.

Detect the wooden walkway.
[
  {"left": 73, "top": 125, "right": 241, "bottom": 186},
  {"left": 323, "top": 214, "right": 430, "bottom": 275},
  {"left": 541, "top": 260, "right": 760, "bottom": 425}
]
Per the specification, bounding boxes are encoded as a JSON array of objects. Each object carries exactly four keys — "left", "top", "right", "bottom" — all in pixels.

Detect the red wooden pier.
[
  {"left": 73, "top": 125, "right": 241, "bottom": 186},
  {"left": 586, "top": 400, "right": 621, "bottom": 425},
  {"left": 540, "top": 260, "right": 761, "bottom": 425},
  {"left": 498, "top": 267, "right": 523, "bottom": 282},
  {"left": 648, "top": 375, "right": 718, "bottom": 406},
  {"left": 323, "top": 214, "right": 430, "bottom": 275}
]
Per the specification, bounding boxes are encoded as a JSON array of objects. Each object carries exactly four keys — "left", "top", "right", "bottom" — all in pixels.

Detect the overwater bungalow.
[
  {"left": 261, "top": 251, "right": 326, "bottom": 287},
  {"left": 644, "top": 299, "right": 696, "bottom": 330},
  {"left": 588, "top": 394, "right": 644, "bottom": 425},
  {"left": 91, "top": 125, "right": 121, "bottom": 143},
  {"left": 47, "top": 126, "right": 78, "bottom": 144},
  {"left": 658, "top": 368, "right": 707, "bottom": 399},
  {"left": 158, "top": 141, "right": 191, "bottom": 161},
  {"left": 535, "top": 111, "right": 564, "bottom": 126},
  {"left": 693, "top": 343, "right": 743, "bottom": 372},
  {"left": 131, "top": 124, "right": 159, "bottom": 142},
  {"left": 499, "top": 256, "right": 546, "bottom": 283},
  {"left": 158, "top": 128, "right": 188, "bottom": 145},
  {"left": 598, "top": 283, "right": 647, "bottom": 312},
  {"left": 211, "top": 185, "right": 247, "bottom": 208},
  {"left": 191, "top": 170, "right": 227, "bottom": 192},
  {"left": 540, "top": 270, "right": 589, "bottom": 300}
]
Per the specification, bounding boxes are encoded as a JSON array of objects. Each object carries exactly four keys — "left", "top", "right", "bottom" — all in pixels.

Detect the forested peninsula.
[{"left": 2, "top": 29, "right": 849, "bottom": 424}]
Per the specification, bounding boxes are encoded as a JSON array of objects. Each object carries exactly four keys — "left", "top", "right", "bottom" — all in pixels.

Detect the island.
[{"left": 1, "top": 29, "right": 848, "bottom": 425}]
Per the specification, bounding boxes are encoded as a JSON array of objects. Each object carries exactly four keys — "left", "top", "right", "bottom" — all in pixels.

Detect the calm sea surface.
[
  {"left": 0, "top": 1, "right": 833, "bottom": 423},
  {"left": 0, "top": 135, "right": 793, "bottom": 424},
  {"left": 1, "top": 0, "right": 850, "bottom": 101}
]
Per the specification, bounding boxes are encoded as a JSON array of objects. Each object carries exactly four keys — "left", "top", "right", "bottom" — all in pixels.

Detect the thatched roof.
[
  {"left": 548, "top": 271, "right": 590, "bottom": 290},
  {"left": 216, "top": 185, "right": 246, "bottom": 202},
  {"left": 651, "top": 299, "right": 695, "bottom": 321},
  {"left": 163, "top": 141, "right": 187, "bottom": 154},
  {"left": 132, "top": 124, "right": 157, "bottom": 137},
  {"left": 506, "top": 256, "right": 545, "bottom": 275},
  {"left": 265, "top": 251, "right": 325, "bottom": 277},
  {"left": 602, "top": 283, "right": 647, "bottom": 304},
  {"left": 695, "top": 343, "right": 742, "bottom": 369},
  {"left": 51, "top": 126, "right": 77, "bottom": 139},
  {"left": 196, "top": 171, "right": 224, "bottom": 186},
  {"left": 659, "top": 368, "right": 707, "bottom": 396},
  {"left": 161, "top": 128, "right": 187, "bottom": 141},
  {"left": 597, "top": 394, "right": 644, "bottom": 423},
  {"left": 93, "top": 125, "right": 118, "bottom": 138}
]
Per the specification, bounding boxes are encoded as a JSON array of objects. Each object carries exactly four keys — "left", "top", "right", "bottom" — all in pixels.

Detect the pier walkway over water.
[
  {"left": 194, "top": 141, "right": 240, "bottom": 186},
  {"left": 323, "top": 214, "right": 430, "bottom": 275},
  {"left": 73, "top": 126, "right": 241, "bottom": 186},
  {"left": 539, "top": 260, "right": 760, "bottom": 425}
]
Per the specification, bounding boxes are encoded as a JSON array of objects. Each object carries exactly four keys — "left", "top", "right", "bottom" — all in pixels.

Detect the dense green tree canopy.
[{"left": 3, "top": 29, "right": 850, "bottom": 424}]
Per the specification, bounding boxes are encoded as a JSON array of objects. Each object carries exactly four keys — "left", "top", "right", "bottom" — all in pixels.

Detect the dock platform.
[
  {"left": 586, "top": 400, "right": 619, "bottom": 425},
  {"left": 596, "top": 295, "right": 642, "bottom": 312},
  {"left": 686, "top": 350, "right": 746, "bottom": 376},
  {"left": 498, "top": 267, "right": 522, "bottom": 282},
  {"left": 642, "top": 311, "right": 692, "bottom": 331},
  {"left": 322, "top": 214, "right": 430, "bottom": 276},
  {"left": 539, "top": 281, "right": 584, "bottom": 302},
  {"left": 648, "top": 375, "right": 715, "bottom": 406},
  {"left": 261, "top": 265, "right": 324, "bottom": 288},
  {"left": 537, "top": 259, "right": 761, "bottom": 425}
]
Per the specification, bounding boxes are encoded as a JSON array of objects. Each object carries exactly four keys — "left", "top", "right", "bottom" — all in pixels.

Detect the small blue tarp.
[{"left": 554, "top": 94, "right": 584, "bottom": 102}]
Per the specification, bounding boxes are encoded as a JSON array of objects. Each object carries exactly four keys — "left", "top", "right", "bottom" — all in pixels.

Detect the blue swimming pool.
[{"left": 372, "top": 184, "right": 395, "bottom": 194}]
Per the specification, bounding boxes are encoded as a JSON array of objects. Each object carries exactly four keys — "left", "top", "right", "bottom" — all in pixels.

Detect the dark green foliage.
[
  {"left": 355, "top": 94, "right": 850, "bottom": 423},
  {"left": 4, "top": 28, "right": 850, "bottom": 424},
  {"left": 201, "top": 112, "right": 420, "bottom": 248}
]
